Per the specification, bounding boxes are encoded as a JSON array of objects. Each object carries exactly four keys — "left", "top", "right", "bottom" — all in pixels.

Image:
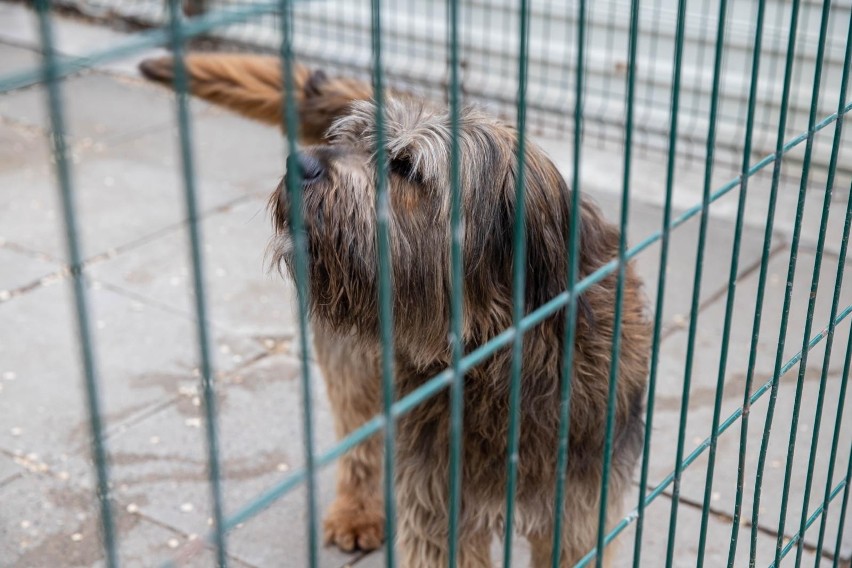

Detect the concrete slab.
[
  {"left": 351, "top": 488, "right": 822, "bottom": 568},
  {"left": 645, "top": 250, "right": 852, "bottom": 559},
  {"left": 540, "top": 134, "right": 851, "bottom": 260},
  {"left": 69, "top": 352, "right": 355, "bottom": 568},
  {"left": 0, "top": 471, "right": 252, "bottom": 568},
  {"left": 0, "top": 246, "right": 59, "bottom": 296},
  {"left": 0, "top": 280, "right": 263, "bottom": 472},
  {"left": 0, "top": 42, "right": 40, "bottom": 78},
  {"left": 101, "top": 105, "right": 287, "bottom": 192},
  {"left": 590, "top": 188, "right": 773, "bottom": 330},
  {"left": 616, "top": 488, "right": 822, "bottom": 568},
  {"left": 0, "top": 118, "right": 50, "bottom": 170},
  {"left": 0, "top": 128, "right": 239, "bottom": 262},
  {"left": 0, "top": 72, "right": 194, "bottom": 143},
  {"left": 88, "top": 196, "right": 296, "bottom": 338},
  {"left": 0, "top": 452, "right": 22, "bottom": 486}
]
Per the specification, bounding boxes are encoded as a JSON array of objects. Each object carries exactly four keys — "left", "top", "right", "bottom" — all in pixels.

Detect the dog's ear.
[
  {"left": 298, "top": 71, "right": 374, "bottom": 144},
  {"left": 461, "top": 132, "right": 605, "bottom": 340}
]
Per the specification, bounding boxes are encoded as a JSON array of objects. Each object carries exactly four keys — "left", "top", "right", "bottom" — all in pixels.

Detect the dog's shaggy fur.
[{"left": 141, "top": 55, "right": 651, "bottom": 567}]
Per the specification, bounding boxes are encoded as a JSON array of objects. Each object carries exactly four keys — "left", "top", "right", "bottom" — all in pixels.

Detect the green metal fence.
[{"left": 1, "top": 0, "right": 851, "bottom": 566}]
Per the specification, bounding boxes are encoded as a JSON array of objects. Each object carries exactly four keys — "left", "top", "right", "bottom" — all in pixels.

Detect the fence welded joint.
[{"left": 0, "top": 1, "right": 285, "bottom": 94}]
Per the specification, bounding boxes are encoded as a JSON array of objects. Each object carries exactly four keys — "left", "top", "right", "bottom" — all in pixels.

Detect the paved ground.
[{"left": 0, "top": 4, "right": 850, "bottom": 567}]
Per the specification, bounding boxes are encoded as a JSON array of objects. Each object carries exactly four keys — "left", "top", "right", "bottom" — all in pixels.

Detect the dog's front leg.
[
  {"left": 313, "top": 325, "right": 385, "bottom": 552},
  {"left": 395, "top": 445, "right": 493, "bottom": 568}
]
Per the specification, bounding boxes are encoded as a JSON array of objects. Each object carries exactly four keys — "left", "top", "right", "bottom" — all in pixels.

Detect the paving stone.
[
  {"left": 541, "top": 135, "right": 851, "bottom": 257},
  {"left": 88, "top": 196, "right": 296, "bottom": 338},
  {"left": 646, "top": 249, "right": 852, "bottom": 559},
  {"left": 0, "top": 42, "right": 40, "bottom": 78},
  {"left": 352, "top": 486, "right": 822, "bottom": 568},
  {"left": 0, "top": 127, "right": 238, "bottom": 261},
  {"left": 0, "top": 246, "right": 59, "bottom": 295},
  {"left": 0, "top": 71, "right": 197, "bottom": 143},
  {"left": 0, "top": 280, "right": 263, "bottom": 472},
  {"left": 101, "top": 105, "right": 287, "bottom": 192},
  {"left": 0, "top": 452, "right": 22, "bottom": 486},
  {"left": 0, "top": 118, "right": 50, "bottom": 171},
  {"left": 590, "top": 188, "right": 771, "bottom": 329},
  {"left": 615, "top": 488, "right": 822, "bottom": 568},
  {"left": 0, "top": 471, "right": 251, "bottom": 568},
  {"left": 66, "top": 352, "right": 355, "bottom": 568},
  {"left": 0, "top": 4, "right": 168, "bottom": 75}
]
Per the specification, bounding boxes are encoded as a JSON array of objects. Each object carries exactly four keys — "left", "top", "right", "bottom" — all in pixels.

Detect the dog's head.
[{"left": 270, "top": 96, "right": 614, "bottom": 365}]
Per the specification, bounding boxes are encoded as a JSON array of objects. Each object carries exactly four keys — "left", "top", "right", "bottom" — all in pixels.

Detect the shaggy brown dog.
[{"left": 141, "top": 54, "right": 650, "bottom": 567}]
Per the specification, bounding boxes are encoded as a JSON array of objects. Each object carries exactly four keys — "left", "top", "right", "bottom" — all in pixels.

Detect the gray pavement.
[{"left": 0, "top": 5, "right": 850, "bottom": 567}]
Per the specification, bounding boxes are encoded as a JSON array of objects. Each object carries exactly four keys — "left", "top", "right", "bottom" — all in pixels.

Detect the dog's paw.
[{"left": 323, "top": 495, "right": 385, "bottom": 552}]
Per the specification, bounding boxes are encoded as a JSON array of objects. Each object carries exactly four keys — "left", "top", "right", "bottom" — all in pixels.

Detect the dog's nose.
[{"left": 297, "top": 153, "right": 324, "bottom": 183}]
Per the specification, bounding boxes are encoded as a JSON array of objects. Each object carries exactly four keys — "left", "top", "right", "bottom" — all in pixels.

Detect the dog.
[{"left": 141, "top": 53, "right": 651, "bottom": 567}]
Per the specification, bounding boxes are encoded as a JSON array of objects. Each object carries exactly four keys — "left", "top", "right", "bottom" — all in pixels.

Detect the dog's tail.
[{"left": 139, "top": 53, "right": 373, "bottom": 143}]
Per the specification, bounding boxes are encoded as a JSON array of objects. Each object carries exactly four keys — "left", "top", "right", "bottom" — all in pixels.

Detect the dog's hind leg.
[{"left": 313, "top": 323, "right": 385, "bottom": 552}]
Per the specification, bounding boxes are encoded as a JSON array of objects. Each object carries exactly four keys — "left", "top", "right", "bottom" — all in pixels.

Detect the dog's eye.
[{"left": 389, "top": 155, "right": 419, "bottom": 183}]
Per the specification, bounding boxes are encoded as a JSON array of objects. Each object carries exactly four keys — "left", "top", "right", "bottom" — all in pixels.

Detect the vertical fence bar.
[
  {"left": 750, "top": 0, "right": 831, "bottom": 563},
  {"left": 164, "top": 1, "right": 227, "bottom": 565},
  {"left": 724, "top": 2, "right": 769, "bottom": 565},
  {"left": 277, "top": 0, "right": 319, "bottom": 565},
  {"left": 32, "top": 2, "right": 118, "bottom": 566},
  {"left": 597, "top": 0, "right": 640, "bottom": 566},
  {"left": 550, "top": 0, "right": 585, "bottom": 564},
  {"left": 832, "top": 439, "right": 852, "bottom": 568},
  {"left": 746, "top": 1, "right": 803, "bottom": 563},
  {"left": 502, "top": 0, "right": 530, "bottom": 564},
  {"left": 665, "top": 1, "right": 729, "bottom": 565},
  {"left": 793, "top": 6, "right": 852, "bottom": 566},
  {"left": 811, "top": 182, "right": 852, "bottom": 568},
  {"left": 369, "top": 0, "right": 398, "bottom": 565},
  {"left": 631, "top": 0, "right": 686, "bottom": 563},
  {"left": 446, "top": 0, "right": 464, "bottom": 564}
]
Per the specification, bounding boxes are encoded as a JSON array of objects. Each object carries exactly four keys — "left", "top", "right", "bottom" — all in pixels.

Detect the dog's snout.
[{"left": 297, "top": 153, "right": 324, "bottom": 183}]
